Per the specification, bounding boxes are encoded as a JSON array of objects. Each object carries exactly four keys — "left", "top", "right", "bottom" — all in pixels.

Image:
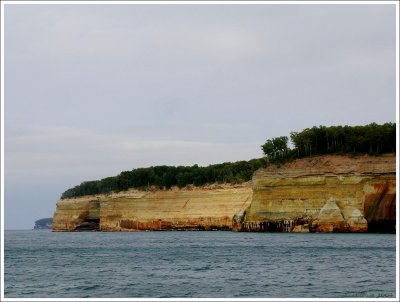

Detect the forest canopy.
[
  {"left": 61, "top": 158, "right": 268, "bottom": 199},
  {"left": 261, "top": 122, "right": 396, "bottom": 160},
  {"left": 61, "top": 122, "right": 396, "bottom": 199}
]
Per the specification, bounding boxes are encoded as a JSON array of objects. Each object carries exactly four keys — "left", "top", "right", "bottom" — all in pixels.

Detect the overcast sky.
[{"left": 3, "top": 3, "right": 397, "bottom": 229}]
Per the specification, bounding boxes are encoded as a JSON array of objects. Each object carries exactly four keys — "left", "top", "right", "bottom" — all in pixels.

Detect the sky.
[{"left": 3, "top": 3, "right": 397, "bottom": 229}]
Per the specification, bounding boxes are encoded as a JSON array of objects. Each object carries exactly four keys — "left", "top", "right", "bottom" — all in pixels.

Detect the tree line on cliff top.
[
  {"left": 61, "top": 122, "right": 396, "bottom": 199},
  {"left": 61, "top": 158, "right": 268, "bottom": 198},
  {"left": 262, "top": 122, "right": 396, "bottom": 161}
]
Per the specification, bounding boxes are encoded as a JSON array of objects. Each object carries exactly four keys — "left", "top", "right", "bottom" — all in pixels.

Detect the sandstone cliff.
[
  {"left": 242, "top": 154, "right": 396, "bottom": 233},
  {"left": 52, "top": 154, "right": 396, "bottom": 233},
  {"left": 52, "top": 183, "right": 252, "bottom": 231}
]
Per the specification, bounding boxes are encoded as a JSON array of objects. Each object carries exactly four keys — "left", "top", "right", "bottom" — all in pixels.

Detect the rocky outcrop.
[
  {"left": 52, "top": 196, "right": 100, "bottom": 231},
  {"left": 310, "top": 198, "right": 348, "bottom": 232},
  {"left": 242, "top": 154, "right": 395, "bottom": 233},
  {"left": 52, "top": 183, "right": 252, "bottom": 232},
  {"left": 52, "top": 154, "right": 396, "bottom": 233},
  {"left": 309, "top": 198, "right": 368, "bottom": 232}
]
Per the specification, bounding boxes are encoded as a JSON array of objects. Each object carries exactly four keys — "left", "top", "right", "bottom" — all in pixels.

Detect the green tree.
[{"left": 261, "top": 136, "right": 288, "bottom": 159}]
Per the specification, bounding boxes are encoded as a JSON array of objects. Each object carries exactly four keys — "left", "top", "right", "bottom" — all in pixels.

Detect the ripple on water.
[{"left": 4, "top": 231, "right": 396, "bottom": 298}]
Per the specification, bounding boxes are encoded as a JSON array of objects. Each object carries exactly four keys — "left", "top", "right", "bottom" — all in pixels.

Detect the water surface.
[{"left": 4, "top": 230, "right": 396, "bottom": 298}]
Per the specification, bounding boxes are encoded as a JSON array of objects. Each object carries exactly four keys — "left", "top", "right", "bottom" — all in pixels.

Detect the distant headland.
[{"left": 33, "top": 218, "right": 53, "bottom": 230}]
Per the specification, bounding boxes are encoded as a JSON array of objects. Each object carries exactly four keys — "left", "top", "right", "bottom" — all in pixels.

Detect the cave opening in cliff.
[
  {"left": 367, "top": 221, "right": 396, "bottom": 233},
  {"left": 74, "top": 200, "right": 101, "bottom": 231},
  {"left": 76, "top": 218, "right": 100, "bottom": 231},
  {"left": 364, "top": 182, "right": 396, "bottom": 233}
]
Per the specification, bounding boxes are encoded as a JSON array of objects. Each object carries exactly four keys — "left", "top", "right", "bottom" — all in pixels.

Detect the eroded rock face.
[
  {"left": 311, "top": 198, "right": 345, "bottom": 232},
  {"left": 243, "top": 154, "right": 396, "bottom": 233},
  {"left": 52, "top": 197, "right": 100, "bottom": 231},
  {"left": 344, "top": 208, "right": 368, "bottom": 232},
  {"left": 364, "top": 180, "right": 396, "bottom": 232},
  {"left": 292, "top": 224, "right": 309, "bottom": 233},
  {"left": 52, "top": 155, "right": 396, "bottom": 233},
  {"left": 52, "top": 184, "right": 252, "bottom": 232}
]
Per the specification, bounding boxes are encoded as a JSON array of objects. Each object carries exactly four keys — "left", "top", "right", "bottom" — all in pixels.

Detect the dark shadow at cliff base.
[
  {"left": 241, "top": 219, "right": 309, "bottom": 232},
  {"left": 75, "top": 218, "right": 100, "bottom": 231},
  {"left": 368, "top": 221, "right": 396, "bottom": 233}
]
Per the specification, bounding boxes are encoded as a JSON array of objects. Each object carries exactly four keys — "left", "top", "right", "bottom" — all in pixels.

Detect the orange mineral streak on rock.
[
  {"left": 292, "top": 224, "right": 309, "bottom": 233},
  {"left": 244, "top": 154, "right": 396, "bottom": 233}
]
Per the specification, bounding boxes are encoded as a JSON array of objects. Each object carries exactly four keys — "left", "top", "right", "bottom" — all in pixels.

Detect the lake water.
[{"left": 4, "top": 230, "right": 397, "bottom": 298}]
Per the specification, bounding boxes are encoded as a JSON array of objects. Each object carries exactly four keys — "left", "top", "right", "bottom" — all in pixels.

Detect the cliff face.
[
  {"left": 52, "top": 184, "right": 252, "bottom": 231},
  {"left": 242, "top": 154, "right": 396, "bottom": 233},
  {"left": 53, "top": 155, "right": 396, "bottom": 233},
  {"left": 52, "top": 196, "right": 100, "bottom": 231}
]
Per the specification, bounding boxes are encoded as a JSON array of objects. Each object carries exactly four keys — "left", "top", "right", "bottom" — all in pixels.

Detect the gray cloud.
[{"left": 4, "top": 4, "right": 396, "bottom": 229}]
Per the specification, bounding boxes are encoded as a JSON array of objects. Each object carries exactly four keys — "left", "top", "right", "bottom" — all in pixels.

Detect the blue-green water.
[{"left": 4, "top": 230, "right": 397, "bottom": 298}]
